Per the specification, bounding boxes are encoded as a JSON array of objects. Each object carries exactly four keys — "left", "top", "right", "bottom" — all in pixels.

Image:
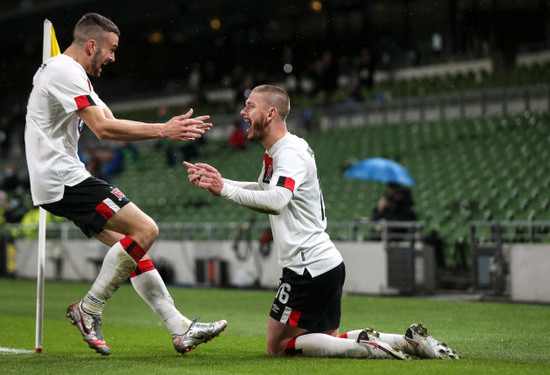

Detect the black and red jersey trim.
[
  {"left": 74, "top": 94, "right": 96, "bottom": 109},
  {"left": 276, "top": 176, "right": 295, "bottom": 192}
]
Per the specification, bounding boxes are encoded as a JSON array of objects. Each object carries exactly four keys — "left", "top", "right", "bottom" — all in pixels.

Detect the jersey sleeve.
[
  {"left": 221, "top": 182, "right": 292, "bottom": 214},
  {"left": 270, "top": 147, "right": 308, "bottom": 194},
  {"left": 223, "top": 178, "right": 262, "bottom": 190},
  {"left": 47, "top": 63, "right": 102, "bottom": 114}
]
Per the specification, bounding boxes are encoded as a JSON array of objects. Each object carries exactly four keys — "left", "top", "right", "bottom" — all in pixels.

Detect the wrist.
[{"left": 220, "top": 181, "right": 232, "bottom": 197}]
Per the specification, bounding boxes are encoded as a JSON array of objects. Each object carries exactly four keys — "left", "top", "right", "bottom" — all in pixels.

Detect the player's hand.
[
  {"left": 164, "top": 109, "right": 213, "bottom": 142},
  {"left": 183, "top": 161, "right": 202, "bottom": 187},
  {"left": 183, "top": 162, "right": 223, "bottom": 195}
]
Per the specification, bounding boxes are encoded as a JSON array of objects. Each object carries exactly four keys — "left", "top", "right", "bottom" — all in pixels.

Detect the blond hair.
[{"left": 251, "top": 85, "right": 291, "bottom": 121}]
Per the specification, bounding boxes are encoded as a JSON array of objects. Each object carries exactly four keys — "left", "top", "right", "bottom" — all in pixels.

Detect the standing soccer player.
[
  {"left": 184, "top": 85, "right": 459, "bottom": 359},
  {"left": 25, "top": 13, "right": 227, "bottom": 356}
]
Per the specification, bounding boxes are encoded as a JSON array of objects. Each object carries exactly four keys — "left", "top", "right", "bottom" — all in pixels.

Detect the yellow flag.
[{"left": 50, "top": 25, "right": 61, "bottom": 57}]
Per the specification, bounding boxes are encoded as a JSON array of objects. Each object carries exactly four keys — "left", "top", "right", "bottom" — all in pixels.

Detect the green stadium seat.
[{"left": 110, "top": 112, "right": 550, "bottom": 268}]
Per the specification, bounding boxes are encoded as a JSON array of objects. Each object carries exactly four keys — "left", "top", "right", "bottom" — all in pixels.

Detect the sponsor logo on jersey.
[
  {"left": 110, "top": 187, "right": 125, "bottom": 201},
  {"left": 263, "top": 153, "right": 273, "bottom": 183}
]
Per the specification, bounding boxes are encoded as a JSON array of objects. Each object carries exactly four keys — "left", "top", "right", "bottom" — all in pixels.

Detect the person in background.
[
  {"left": 371, "top": 183, "right": 418, "bottom": 240},
  {"left": 228, "top": 119, "right": 247, "bottom": 149}
]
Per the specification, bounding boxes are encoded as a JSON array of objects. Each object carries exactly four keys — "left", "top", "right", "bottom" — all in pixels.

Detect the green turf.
[{"left": 0, "top": 278, "right": 549, "bottom": 374}]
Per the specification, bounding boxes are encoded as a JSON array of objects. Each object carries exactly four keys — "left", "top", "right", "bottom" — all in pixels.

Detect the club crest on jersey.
[
  {"left": 110, "top": 187, "right": 125, "bottom": 201},
  {"left": 263, "top": 154, "right": 274, "bottom": 183}
]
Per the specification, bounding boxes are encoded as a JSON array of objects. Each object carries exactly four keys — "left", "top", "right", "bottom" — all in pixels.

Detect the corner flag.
[
  {"left": 50, "top": 24, "right": 61, "bottom": 57},
  {"left": 42, "top": 19, "right": 61, "bottom": 62},
  {"left": 36, "top": 19, "right": 61, "bottom": 354}
]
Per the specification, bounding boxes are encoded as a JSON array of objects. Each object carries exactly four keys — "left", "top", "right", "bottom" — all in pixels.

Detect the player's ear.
[
  {"left": 86, "top": 40, "right": 96, "bottom": 56},
  {"left": 267, "top": 107, "right": 277, "bottom": 122}
]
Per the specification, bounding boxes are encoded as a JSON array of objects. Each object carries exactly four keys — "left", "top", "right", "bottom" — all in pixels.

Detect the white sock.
[
  {"left": 342, "top": 329, "right": 414, "bottom": 355},
  {"left": 291, "top": 333, "right": 369, "bottom": 358},
  {"left": 378, "top": 332, "right": 415, "bottom": 354},
  {"left": 82, "top": 241, "right": 137, "bottom": 315},
  {"left": 131, "top": 268, "right": 192, "bottom": 335},
  {"left": 340, "top": 329, "right": 362, "bottom": 340}
]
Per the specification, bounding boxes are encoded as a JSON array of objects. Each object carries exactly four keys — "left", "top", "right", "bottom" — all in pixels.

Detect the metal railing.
[
  {"left": 0, "top": 220, "right": 424, "bottom": 243},
  {"left": 470, "top": 220, "right": 550, "bottom": 244},
  {"left": 469, "top": 221, "right": 550, "bottom": 295}
]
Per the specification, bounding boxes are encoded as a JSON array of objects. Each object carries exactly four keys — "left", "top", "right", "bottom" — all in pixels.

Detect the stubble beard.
[
  {"left": 247, "top": 119, "right": 269, "bottom": 142},
  {"left": 89, "top": 52, "right": 103, "bottom": 77}
]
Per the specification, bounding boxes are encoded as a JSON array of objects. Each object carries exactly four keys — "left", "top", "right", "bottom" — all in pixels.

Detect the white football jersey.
[
  {"left": 25, "top": 54, "right": 105, "bottom": 205},
  {"left": 259, "top": 133, "right": 343, "bottom": 277}
]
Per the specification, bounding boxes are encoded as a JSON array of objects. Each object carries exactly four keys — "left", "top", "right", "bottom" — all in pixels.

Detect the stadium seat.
[{"left": 110, "top": 111, "right": 550, "bottom": 267}]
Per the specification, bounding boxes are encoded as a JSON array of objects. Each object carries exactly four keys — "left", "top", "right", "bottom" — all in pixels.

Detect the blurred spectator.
[
  {"left": 228, "top": 119, "right": 247, "bottom": 149},
  {"left": 188, "top": 62, "right": 201, "bottom": 92},
  {"left": 78, "top": 148, "right": 90, "bottom": 166},
  {"left": 321, "top": 50, "right": 338, "bottom": 91},
  {"left": 1, "top": 162, "right": 21, "bottom": 192},
  {"left": 18, "top": 206, "right": 55, "bottom": 239},
  {"left": 372, "top": 183, "right": 417, "bottom": 222},
  {"left": 311, "top": 59, "right": 330, "bottom": 107},
  {"left": 281, "top": 46, "right": 299, "bottom": 95},
  {"left": 0, "top": 103, "right": 26, "bottom": 159},
  {"left": 259, "top": 227, "right": 273, "bottom": 257},
  {"left": 180, "top": 135, "right": 204, "bottom": 163},
  {"left": 423, "top": 230, "right": 446, "bottom": 268},
  {"left": 312, "top": 50, "right": 338, "bottom": 100},
  {"left": 355, "top": 47, "right": 375, "bottom": 89},
  {"left": 378, "top": 50, "right": 393, "bottom": 71},
  {"left": 202, "top": 60, "right": 219, "bottom": 86},
  {"left": 371, "top": 183, "right": 417, "bottom": 240},
  {"left": 85, "top": 154, "right": 105, "bottom": 180},
  {"left": 79, "top": 141, "right": 139, "bottom": 183},
  {"left": 3, "top": 194, "right": 27, "bottom": 223},
  {"left": 231, "top": 65, "right": 255, "bottom": 104},
  {"left": 101, "top": 142, "right": 139, "bottom": 183}
]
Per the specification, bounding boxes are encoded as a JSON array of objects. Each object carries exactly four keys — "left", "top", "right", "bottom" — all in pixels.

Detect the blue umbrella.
[{"left": 344, "top": 157, "right": 415, "bottom": 187}]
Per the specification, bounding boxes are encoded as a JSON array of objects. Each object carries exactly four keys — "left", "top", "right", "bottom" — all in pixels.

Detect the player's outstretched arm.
[
  {"left": 184, "top": 162, "right": 291, "bottom": 214},
  {"left": 78, "top": 106, "right": 212, "bottom": 142}
]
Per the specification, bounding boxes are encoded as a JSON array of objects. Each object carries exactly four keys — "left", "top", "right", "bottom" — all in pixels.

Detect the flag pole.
[{"left": 35, "top": 18, "right": 54, "bottom": 354}]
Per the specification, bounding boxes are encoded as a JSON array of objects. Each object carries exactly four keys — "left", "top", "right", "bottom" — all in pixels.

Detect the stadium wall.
[
  {"left": 13, "top": 240, "right": 434, "bottom": 296},
  {"left": 509, "top": 244, "right": 550, "bottom": 303},
  {"left": 12, "top": 240, "right": 550, "bottom": 303}
]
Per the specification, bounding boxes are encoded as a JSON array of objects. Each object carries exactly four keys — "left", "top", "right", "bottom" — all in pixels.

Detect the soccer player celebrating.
[
  {"left": 25, "top": 13, "right": 227, "bottom": 356},
  {"left": 184, "top": 85, "right": 459, "bottom": 359}
]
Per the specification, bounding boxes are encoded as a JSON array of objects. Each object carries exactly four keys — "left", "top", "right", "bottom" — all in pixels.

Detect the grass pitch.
[{"left": 0, "top": 278, "right": 549, "bottom": 374}]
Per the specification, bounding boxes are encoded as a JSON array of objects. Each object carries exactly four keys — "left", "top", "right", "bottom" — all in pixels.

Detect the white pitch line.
[{"left": 0, "top": 347, "right": 35, "bottom": 354}]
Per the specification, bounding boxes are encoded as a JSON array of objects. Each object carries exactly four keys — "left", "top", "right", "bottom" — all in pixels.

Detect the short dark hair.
[{"left": 73, "top": 13, "right": 120, "bottom": 45}]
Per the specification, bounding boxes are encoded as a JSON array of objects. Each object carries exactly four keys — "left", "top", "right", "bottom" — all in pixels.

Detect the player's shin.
[
  {"left": 82, "top": 238, "right": 141, "bottom": 315},
  {"left": 130, "top": 259, "right": 192, "bottom": 335},
  {"left": 285, "top": 333, "right": 368, "bottom": 358},
  {"left": 340, "top": 329, "right": 415, "bottom": 355}
]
